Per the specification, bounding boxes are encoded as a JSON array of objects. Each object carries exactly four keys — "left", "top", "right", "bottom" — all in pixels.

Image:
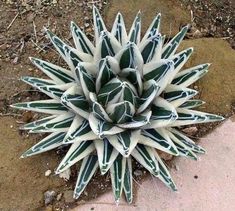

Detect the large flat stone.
[
  {"left": 72, "top": 117, "right": 235, "bottom": 210},
  {"left": 104, "top": 0, "right": 190, "bottom": 37},
  {"left": 178, "top": 38, "right": 235, "bottom": 115}
]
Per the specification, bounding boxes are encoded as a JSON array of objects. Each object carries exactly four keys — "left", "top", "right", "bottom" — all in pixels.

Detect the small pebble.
[
  {"left": 44, "top": 190, "right": 56, "bottom": 205},
  {"left": 59, "top": 168, "right": 71, "bottom": 181},
  {"left": 45, "top": 170, "right": 52, "bottom": 177},
  {"left": 182, "top": 126, "right": 198, "bottom": 136},
  {"left": 56, "top": 193, "right": 63, "bottom": 201},
  {"left": 84, "top": 23, "right": 90, "bottom": 28},
  {"left": 134, "top": 169, "right": 143, "bottom": 177}
]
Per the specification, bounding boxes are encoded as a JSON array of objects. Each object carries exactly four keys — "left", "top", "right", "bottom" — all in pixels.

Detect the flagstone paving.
[{"left": 73, "top": 117, "right": 235, "bottom": 211}]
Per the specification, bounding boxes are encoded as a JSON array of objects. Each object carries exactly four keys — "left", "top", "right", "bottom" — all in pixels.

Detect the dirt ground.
[{"left": 0, "top": 0, "right": 234, "bottom": 210}]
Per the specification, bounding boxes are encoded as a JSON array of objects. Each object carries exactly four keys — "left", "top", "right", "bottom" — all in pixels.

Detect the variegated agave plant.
[{"left": 12, "top": 7, "right": 224, "bottom": 204}]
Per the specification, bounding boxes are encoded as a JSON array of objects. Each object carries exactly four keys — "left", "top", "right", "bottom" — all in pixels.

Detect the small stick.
[
  {"left": 31, "top": 40, "right": 46, "bottom": 53},
  {"left": 7, "top": 12, "right": 19, "bottom": 30},
  {"left": 33, "top": 21, "right": 38, "bottom": 43}
]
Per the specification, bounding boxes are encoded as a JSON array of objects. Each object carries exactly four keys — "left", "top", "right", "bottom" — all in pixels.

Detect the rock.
[
  {"left": 44, "top": 190, "right": 56, "bottom": 205},
  {"left": 134, "top": 169, "right": 143, "bottom": 177},
  {"left": 45, "top": 170, "right": 52, "bottom": 177},
  {"left": 193, "top": 29, "right": 203, "bottom": 38},
  {"left": 84, "top": 23, "right": 90, "bottom": 28},
  {"left": 22, "top": 111, "right": 33, "bottom": 123},
  {"left": 56, "top": 193, "right": 63, "bottom": 201},
  {"left": 182, "top": 126, "right": 198, "bottom": 136},
  {"left": 179, "top": 38, "right": 235, "bottom": 115},
  {"left": 59, "top": 168, "right": 71, "bottom": 181},
  {"left": 105, "top": 0, "right": 190, "bottom": 36},
  {"left": 64, "top": 190, "right": 75, "bottom": 203},
  {"left": 84, "top": 191, "right": 88, "bottom": 196}
]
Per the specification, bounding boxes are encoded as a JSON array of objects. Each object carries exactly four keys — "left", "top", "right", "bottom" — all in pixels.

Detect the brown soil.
[
  {"left": 0, "top": 0, "right": 110, "bottom": 210},
  {"left": 104, "top": 0, "right": 191, "bottom": 37},
  {"left": 0, "top": 0, "right": 234, "bottom": 210}
]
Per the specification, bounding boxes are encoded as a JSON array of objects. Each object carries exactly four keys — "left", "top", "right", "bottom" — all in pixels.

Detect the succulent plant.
[{"left": 12, "top": 7, "right": 224, "bottom": 204}]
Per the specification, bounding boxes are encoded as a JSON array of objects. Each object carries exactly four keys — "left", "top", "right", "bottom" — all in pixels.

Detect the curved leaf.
[
  {"left": 111, "top": 12, "right": 128, "bottom": 45},
  {"left": 11, "top": 99, "right": 68, "bottom": 114},
  {"left": 31, "top": 113, "right": 74, "bottom": 133},
  {"left": 107, "top": 130, "right": 139, "bottom": 157},
  {"left": 110, "top": 154, "right": 126, "bottom": 203},
  {"left": 71, "top": 21, "right": 95, "bottom": 55},
  {"left": 154, "top": 151, "right": 177, "bottom": 191},
  {"left": 30, "top": 57, "right": 74, "bottom": 84},
  {"left": 172, "top": 63, "right": 210, "bottom": 87},
  {"left": 128, "top": 11, "right": 141, "bottom": 44},
  {"left": 141, "top": 13, "right": 161, "bottom": 43},
  {"left": 64, "top": 115, "right": 98, "bottom": 144},
  {"left": 21, "top": 132, "right": 66, "bottom": 158},
  {"left": 140, "top": 128, "right": 179, "bottom": 155},
  {"left": 162, "top": 25, "right": 188, "bottom": 59},
  {"left": 89, "top": 113, "right": 124, "bottom": 138},
  {"left": 94, "top": 138, "right": 119, "bottom": 174},
  {"left": 123, "top": 158, "right": 133, "bottom": 204},
  {"left": 61, "top": 85, "right": 90, "bottom": 119},
  {"left": 56, "top": 141, "right": 95, "bottom": 173},
  {"left": 74, "top": 155, "right": 98, "bottom": 199},
  {"left": 164, "top": 84, "right": 198, "bottom": 107},
  {"left": 131, "top": 144, "right": 159, "bottom": 176}
]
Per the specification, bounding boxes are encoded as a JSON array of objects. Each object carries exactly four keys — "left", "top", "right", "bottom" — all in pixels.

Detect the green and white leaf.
[
  {"left": 118, "top": 109, "right": 152, "bottom": 129},
  {"left": 172, "top": 63, "right": 210, "bottom": 87},
  {"left": 21, "top": 132, "right": 66, "bottom": 158},
  {"left": 154, "top": 151, "right": 177, "bottom": 191},
  {"left": 74, "top": 155, "right": 98, "bottom": 199},
  {"left": 20, "top": 115, "right": 57, "bottom": 130},
  {"left": 107, "top": 130, "right": 139, "bottom": 157},
  {"left": 164, "top": 84, "right": 198, "bottom": 107},
  {"left": 128, "top": 11, "right": 141, "bottom": 44},
  {"left": 143, "top": 59, "right": 174, "bottom": 94},
  {"left": 30, "top": 57, "right": 74, "bottom": 84},
  {"left": 140, "top": 34, "right": 162, "bottom": 63},
  {"left": 170, "top": 108, "right": 224, "bottom": 127},
  {"left": 63, "top": 115, "right": 98, "bottom": 144},
  {"left": 146, "top": 97, "right": 177, "bottom": 128},
  {"left": 179, "top": 99, "right": 205, "bottom": 109},
  {"left": 94, "top": 138, "right": 119, "bottom": 174},
  {"left": 30, "top": 113, "right": 74, "bottom": 133},
  {"left": 167, "top": 130, "right": 197, "bottom": 160},
  {"left": 71, "top": 21, "right": 95, "bottom": 55},
  {"left": 141, "top": 13, "right": 161, "bottom": 43},
  {"left": 123, "top": 157, "right": 133, "bottom": 204},
  {"left": 96, "top": 57, "right": 116, "bottom": 92},
  {"left": 140, "top": 128, "right": 179, "bottom": 155},
  {"left": 89, "top": 113, "right": 124, "bottom": 138},
  {"left": 11, "top": 99, "right": 68, "bottom": 114},
  {"left": 106, "top": 101, "right": 135, "bottom": 124},
  {"left": 93, "top": 6, "right": 107, "bottom": 43},
  {"left": 56, "top": 141, "right": 95, "bottom": 173},
  {"left": 131, "top": 144, "right": 159, "bottom": 176},
  {"left": 61, "top": 85, "right": 90, "bottom": 119},
  {"left": 136, "top": 79, "right": 159, "bottom": 114},
  {"left": 168, "top": 128, "right": 205, "bottom": 153},
  {"left": 162, "top": 25, "right": 188, "bottom": 59},
  {"left": 110, "top": 154, "right": 126, "bottom": 203},
  {"left": 97, "top": 78, "right": 123, "bottom": 106},
  {"left": 111, "top": 12, "right": 128, "bottom": 45}
]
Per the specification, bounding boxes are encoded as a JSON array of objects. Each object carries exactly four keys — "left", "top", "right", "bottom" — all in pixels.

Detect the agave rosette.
[{"left": 12, "top": 7, "right": 224, "bottom": 203}]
